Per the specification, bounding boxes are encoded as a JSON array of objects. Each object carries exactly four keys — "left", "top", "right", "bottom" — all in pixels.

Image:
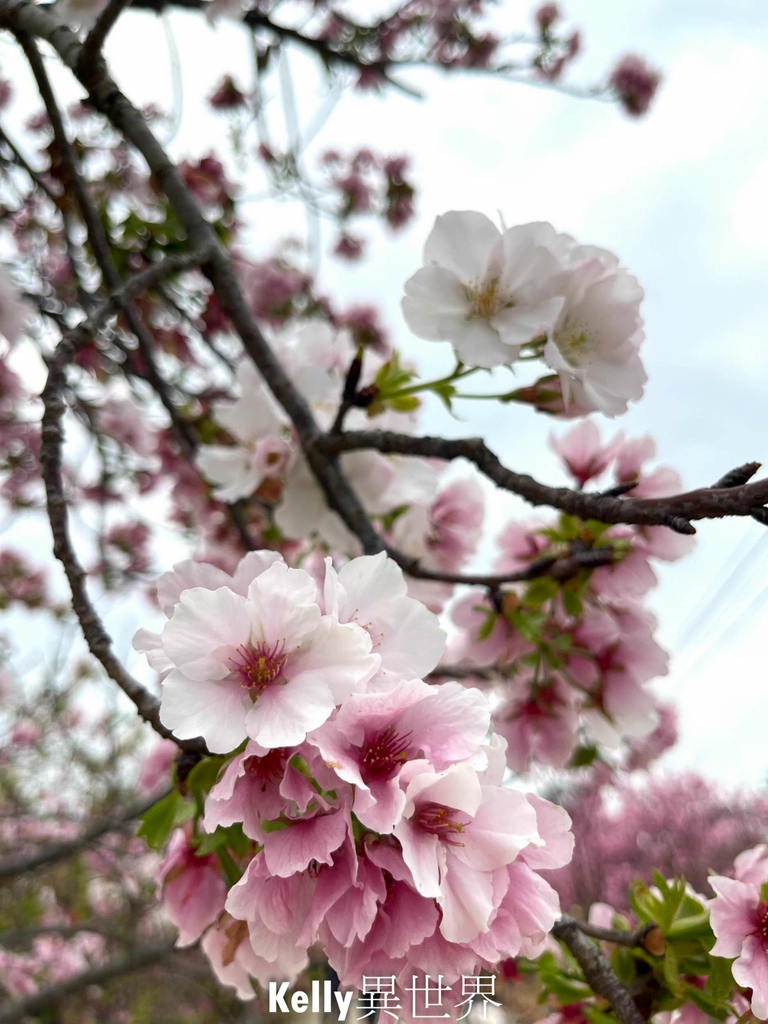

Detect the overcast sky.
[{"left": 4, "top": 0, "right": 768, "bottom": 786}]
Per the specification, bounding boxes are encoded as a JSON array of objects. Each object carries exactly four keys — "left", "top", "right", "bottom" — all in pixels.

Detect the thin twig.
[
  {"left": 570, "top": 919, "right": 662, "bottom": 951},
  {"left": 40, "top": 335, "right": 207, "bottom": 753},
  {"left": 396, "top": 545, "right": 617, "bottom": 587}
]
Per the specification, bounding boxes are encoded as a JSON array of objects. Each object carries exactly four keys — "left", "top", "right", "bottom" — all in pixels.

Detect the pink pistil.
[
  {"left": 361, "top": 725, "right": 412, "bottom": 782},
  {"left": 759, "top": 901, "right": 768, "bottom": 952},
  {"left": 245, "top": 748, "right": 288, "bottom": 789},
  {"left": 230, "top": 641, "right": 287, "bottom": 696},
  {"left": 416, "top": 801, "right": 469, "bottom": 846}
]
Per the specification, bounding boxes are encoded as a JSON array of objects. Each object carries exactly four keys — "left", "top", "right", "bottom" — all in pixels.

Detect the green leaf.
[
  {"left": 628, "top": 881, "right": 665, "bottom": 924},
  {"left": 569, "top": 744, "right": 599, "bottom": 768},
  {"left": 537, "top": 951, "right": 592, "bottom": 1004},
  {"left": 432, "top": 381, "right": 456, "bottom": 412},
  {"left": 137, "top": 791, "right": 194, "bottom": 851},
  {"left": 708, "top": 953, "right": 738, "bottom": 1002},
  {"left": 682, "top": 980, "right": 730, "bottom": 1020},
  {"left": 476, "top": 607, "right": 497, "bottom": 642},
  {"left": 387, "top": 394, "right": 421, "bottom": 413},
  {"left": 662, "top": 945, "right": 683, "bottom": 997},
  {"left": 186, "top": 755, "right": 226, "bottom": 796},
  {"left": 524, "top": 578, "right": 559, "bottom": 608},
  {"left": 666, "top": 910, "right": 712, "bottom": 942},
  {"left": 374, "top": 352, "right": 418, "bottom": 396},
  {"left": 260, "top": 817, "right": 291, "bottom": 833},
  {"left": 195, "top": 822, "right": 252, "bottom": 858},
  {"left": 585, "top": 1007, "right": 619, "bottom": 1024},
  {"left": 216, "top": 846, "right": 243, "bottom": 886},
  {"left": 562, "top": 587, "right": 584, "bottom": 617},
  {"left": 186, "top": 756, "right": 227, "bottom": 814}
]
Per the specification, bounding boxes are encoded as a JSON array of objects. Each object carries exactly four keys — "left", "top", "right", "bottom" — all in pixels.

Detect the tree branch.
[
  {"left": 568, "top": 919, "right": 663, "bottom": 952},
  {"left": 552, "top": 915, "right": 648, "bottom": 1024},
  {"left": 0, "top": 789, "right": 170, "bottom": 880},
  {"left": 319, "top": 431, "right": 768, "bottom": 533},
  {"left": 81, "top": 0, "right": 132, "bottom": 62},
  {"left": 0, "top": 938, "right": 177, "bottom": 1024},
  {"left": 40, "top": 334, "right": 207, "bottom": 753}
]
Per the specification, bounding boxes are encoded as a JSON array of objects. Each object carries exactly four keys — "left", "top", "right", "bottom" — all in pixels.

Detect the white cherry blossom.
[
  {"left": 401, "top": 212, "right": 566, "bottom": 367},
  {"left": 195, "top": 361, "right": 292, "bottom": 502},
  {"left": 154, "top": 560, "right": 379, "bottom": 752},
  {"left": 544, "top": 256, "right": 646, "bottom": 417}
]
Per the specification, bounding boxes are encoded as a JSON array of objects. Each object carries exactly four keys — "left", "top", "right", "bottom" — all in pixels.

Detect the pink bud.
[
  {"left": 609, "top": 54, "right": 661, "bottom": 117},
  {"left": 535, "top": 3, "right": 560, "bottom": 31},
  {"left": 208, "top": 75, "right": 248, "bottom": 111}
]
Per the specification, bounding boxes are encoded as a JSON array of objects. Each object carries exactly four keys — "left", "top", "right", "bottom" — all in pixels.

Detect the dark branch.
[
  {"left": 396, "top": 545, "right": 617, "bottom": 588},
  {"left": 39, "top": 334, "right": 207, "bottom": 753},
  {"left": 81, "top": 0, "right": 132, "bottom": 62},
  {"left": 553, "top": 915, "right": 648, "bottom": 1024},
  {"left": 319, "top": 431, "right": 768, "bottom": 532},
  {"left": 569, "top": 919, "right": 663, "bottom": 953},
  {"left": 427, "top": 664, "right": 495, "bottom": 681}
]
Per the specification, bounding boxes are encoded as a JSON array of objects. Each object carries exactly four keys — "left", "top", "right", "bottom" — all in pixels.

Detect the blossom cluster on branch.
[
  {"left": 0, "top": 1, "right": 764, "bottom": 1023},
  {"left": 139, "top": 552, "right": 574, "bottom": 1016}
]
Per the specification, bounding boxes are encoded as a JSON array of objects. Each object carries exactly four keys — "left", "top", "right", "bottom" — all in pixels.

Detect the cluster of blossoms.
[
  {"left": 445, "top": 419, "right": 693, "bottom": 771},
  {"left": 318, "top": 149, "right": 416, "bottom": 259},
  {"left": 551, "top": 771, "right": 768, "bottom": 913},
  {"left": 136, "top": 550, "right": 574, "bottom": 1015},
  {"left": 402, "top": 211, "right": 647, "bottom": 416},
  {"left": 710, "top": 845, "right": 768, "bottom": 1020}
]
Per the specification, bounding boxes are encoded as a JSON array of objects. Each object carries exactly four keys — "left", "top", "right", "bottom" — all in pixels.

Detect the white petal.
[
  {"left": 163, "top": 587, "right": 251, "bottom": 680},
  {"left": 424, "top": 211, "right": 501, "bottom": 281},
  {"left": 160, "top": 670, "right": 248, "bottom": 753}
]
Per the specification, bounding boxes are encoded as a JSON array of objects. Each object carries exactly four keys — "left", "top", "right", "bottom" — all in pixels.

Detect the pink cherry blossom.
[
  {"left": 495, "top": 675, "right": 580, "bottom": 772},
  {"left": 196, "top": 360, "right": 292, "bottom": 502},
  {"left": 322, "top": 552, "right": 447, "bottom": 684},
  {"left": 308, "top": 677, "right": 491, "bottom": 832},
  {"left": 202, "top": 741, "right": 330, "bottom": 839},
  {"left": 137, "top": 738, "right": 177, "bottom": 793},
  {"left": 394, "top": 762, "right": 540, "bottom": 942},
  {"left": 550, "top": 420, "right": 622, "bottom": 487},
  {"left": 710, "top": 869, "right": 768, "bottom": 1019},
  {"left": 158, "top": 830, "right": 228, "bottom": 947}
]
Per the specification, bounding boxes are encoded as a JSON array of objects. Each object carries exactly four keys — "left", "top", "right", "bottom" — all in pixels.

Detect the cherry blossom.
[
  {"left": 196, "top": 361, "right": 292, "bottom": 502},
  {"left": 710, "top": 852, "right": 768, "bottom": 1019},
  {"left": 145, "top": 558, "right": 379, "bottom": 752},
  {"left": 544, "top": 254, "right": 647, "bottom": 416},
  {"left": 401, "top": 212, "right": 566, "bottom": 367},
  {"left": 322, "top": 552, "right": 447, "bottom": 683}
]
